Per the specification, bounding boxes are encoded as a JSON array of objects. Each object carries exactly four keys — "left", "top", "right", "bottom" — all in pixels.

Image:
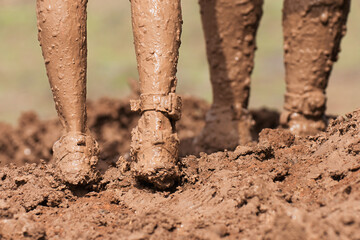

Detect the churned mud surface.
[{"left": 1, "top": 96, "right": 360, "bottom": 239}]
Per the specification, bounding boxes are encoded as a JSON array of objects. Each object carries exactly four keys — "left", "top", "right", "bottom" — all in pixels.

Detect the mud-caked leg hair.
[
  {"left": 281, "top": 0, "right": 350, "bottom": 136},
  {"left": 36, "top": 0, "right": 99, "bottom": 185},
  {"left": 130, "top": 0, "right": 182, "bottom": 190},
  {"left": 195, "top": 0, "right": 264, "bottom": 153}
]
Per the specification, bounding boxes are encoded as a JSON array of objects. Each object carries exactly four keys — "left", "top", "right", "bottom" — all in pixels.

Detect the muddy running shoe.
[
  {"left": 194, "top": 105, "right": 254, "bottom": 153},
  {"left": 130, "top": 111, "right": 180, "bottom": 190},
  {"left": 53, "top": 132, "right": 100, "bottom": 185},
  {"left": 280, "top": 110, "right": 327, "bottom": 136}
]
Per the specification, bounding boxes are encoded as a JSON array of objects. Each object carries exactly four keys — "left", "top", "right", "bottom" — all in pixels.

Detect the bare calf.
[
  {"left": 36, "top": 0, "right": 99, "bottom": 185},
  {"left": 195, "top": 0, "right": 263, "bottom": 152}
]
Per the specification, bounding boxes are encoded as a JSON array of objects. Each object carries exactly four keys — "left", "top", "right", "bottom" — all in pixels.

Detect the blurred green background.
[{"left": 0, "top": 0, "right": 359, "bottom": 124}]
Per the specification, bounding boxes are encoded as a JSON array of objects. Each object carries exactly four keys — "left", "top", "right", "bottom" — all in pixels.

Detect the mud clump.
[{"left": 1, "top": 97, "right": 360, "bottom": 239}]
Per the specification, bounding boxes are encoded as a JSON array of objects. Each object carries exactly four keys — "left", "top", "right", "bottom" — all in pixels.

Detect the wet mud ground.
[{"left": 1, "top": 95, "right": 360, "bottom": 239}]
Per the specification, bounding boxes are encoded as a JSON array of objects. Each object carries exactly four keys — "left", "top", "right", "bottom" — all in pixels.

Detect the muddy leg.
[
  {"left": 130, "top": 0, "right": 182, "bottom": 189},
  {"left": 195, "top": 0, "right": 263, "bottom": 152},
  {"left": 36, "top": 0, "right": 99, "bottom": 185},
  {"left": 281, "top": 0, "right": 350, "bottom": 136}
]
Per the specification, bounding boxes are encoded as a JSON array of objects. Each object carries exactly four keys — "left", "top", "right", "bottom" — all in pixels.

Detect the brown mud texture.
[{"left": 1, "top": 95, "right": 360, "bottom": 239}]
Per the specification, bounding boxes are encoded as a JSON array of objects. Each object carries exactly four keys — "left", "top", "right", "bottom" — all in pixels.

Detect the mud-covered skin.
[
  {"left": 195, "top": 0, "right": 263, "bottom": 152},
  {"left": 36, "top": 0, "right": 99, "bottom": 185},
  {"left": 130, "top": 0, "right": 182, "bottom": 189},
  {"left": 281, "top": 0, "right": 350, "bottom": 136}
]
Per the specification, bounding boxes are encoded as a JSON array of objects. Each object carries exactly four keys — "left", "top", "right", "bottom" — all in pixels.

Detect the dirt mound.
[{"left": 1, "top": 97, "right": 359, "bottom": 239}]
